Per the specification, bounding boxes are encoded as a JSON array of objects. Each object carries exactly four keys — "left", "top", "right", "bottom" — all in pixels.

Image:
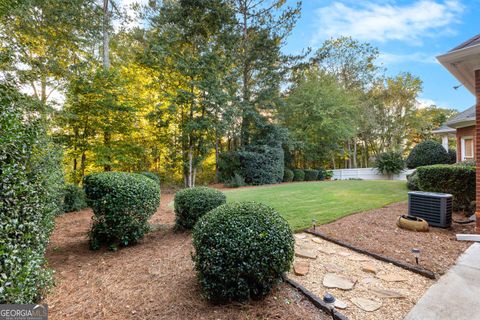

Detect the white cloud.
[
  {"left": 379, "top": 52, "right": 438, "bottom": 64},
  {"left": 312, "top": 0, "right": 464, "bottom": 45},
  {"left": 416, "top": 98, "right": 437, "bottom": 109}
]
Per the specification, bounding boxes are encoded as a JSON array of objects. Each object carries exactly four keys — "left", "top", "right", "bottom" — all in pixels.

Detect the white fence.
[{"left": 331, "top": 168, "right": 415, "bottom": 181}]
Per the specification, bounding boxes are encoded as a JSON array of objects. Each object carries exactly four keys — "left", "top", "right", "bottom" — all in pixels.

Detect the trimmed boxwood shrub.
[
  {"left": 416, "top": 164, "right": 475, "bottom": 211},
  {"left": 447, "top": 149, "right": 457, "bottom": 164},
  {"left": 139, "top": 171, "right": 161, "bottom": 186},
  {"left": 406, "top": 140, "right": 451, "bottom": 169},
  {"left": 304, "top": 169, "right": 319, "bottom": 181},
  {"left": 317, "top": 169, "right": 326, "bottom": 181},
  {"left": 84, "top": 172, "right": 160, "bottom": 250},
  {"left": 283, "top": 169, "right": 294, "bottom": 182},
  {"left": 192, "top": 201, "right": 294, "bottom": 302},
  {"left": 1, "top": 84, "right": 64, "bottom": 303},
  {"left": 174, "top": 187, "right": 226, "bottom": 229},
  {"left": 63, "top": 184, "right": 87, "bottom": 213},
  {"left": 293, "top": 169, "right": 305, "bottom": 181}
]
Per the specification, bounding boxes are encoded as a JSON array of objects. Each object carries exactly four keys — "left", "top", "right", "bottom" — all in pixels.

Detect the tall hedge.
[
  {"left": 1, "top": 84, "right": 64, "bottom": 303},
  {"left": 84, "top": 172, "right": 160, "bottom": 250},
  {"left": 406, "top": 140, "right": 451, "bottom": 169},
  {"left": 416, "top": 164, "right": 475, "bottom": 211}
]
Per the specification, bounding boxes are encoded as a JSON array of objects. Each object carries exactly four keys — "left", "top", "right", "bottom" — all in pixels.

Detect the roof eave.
[{"left": 446, "top": 119, "right": 476, "bottom": 129}]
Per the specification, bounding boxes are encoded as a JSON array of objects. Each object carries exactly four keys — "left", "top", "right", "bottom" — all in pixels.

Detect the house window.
[{"left": 461, "top": 137, "right": 474, "bottom": 160}]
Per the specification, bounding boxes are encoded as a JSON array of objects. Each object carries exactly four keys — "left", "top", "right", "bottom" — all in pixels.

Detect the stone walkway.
[
  {"left": 289, "top": 233, "right": 434, "bottom": 320},
  {"left": 404, "top": 243, "right": 480, "bottom": 320}
]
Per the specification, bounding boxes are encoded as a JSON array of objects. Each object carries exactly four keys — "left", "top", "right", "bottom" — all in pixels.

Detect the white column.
[{"left": 442, "top": 135, "right": 449, "bottom": 151}]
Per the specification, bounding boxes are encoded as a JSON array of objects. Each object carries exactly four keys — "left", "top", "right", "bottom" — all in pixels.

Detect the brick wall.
[
  {"left": 456, "top": 125, "right": 476, "bottom": 161},
  {"left": 475, "top": 69, "right": 480, "bottom": 231}
]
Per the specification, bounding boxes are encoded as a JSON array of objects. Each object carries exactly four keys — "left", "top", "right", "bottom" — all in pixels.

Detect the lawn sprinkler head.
[
  {"left": 312, "top": 219, "right": 317, "bottom": 230},
  {"left": 412, "top": 248, "right": 421, "bottom": 265}
]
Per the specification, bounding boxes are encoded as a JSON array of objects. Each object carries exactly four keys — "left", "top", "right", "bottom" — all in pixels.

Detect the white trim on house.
[{"left": 461, "top": 136, "right": 474, "bottom": 161}]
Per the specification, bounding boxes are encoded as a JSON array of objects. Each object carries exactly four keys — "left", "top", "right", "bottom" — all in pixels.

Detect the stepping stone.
[
  {"left": 361, "top": 262, "right": 378, "bottom": 274},
  {"left": 337, "top": 251, "right": 351, "bottom": 257},
  {"left": 351, "top": 297, "right": 382, "bottom": 312},
  {"left": 334, "top": 299, "right": 348, "bottom": 309},
  {"left": 324, "top": 263, "right": 344, "bottom": 273},
  {"left": 349, "top": 255, "right": 371, "bottom": 262},
  {"left": 318, "top": 247, "right": 336, "bottom": 255},
  {"left": 293, "top": 261, "right": 310, "bottom": 276},
  {"left": 370, "top": 288, "right": 406, "bottom": 299},
  {"left": 295, "top": 234, "right": 307, "bottom": 240},
  {"left": 323, "top": 273, "right": 355, "bottom": 290},
  {"left": 376, "top": 273, "right": 408, "bottom": 282},
  {"left": 295, "top": 248, "right": 317, "bottom": 259},
  {"left": 311, "top": 237, "right": 323, "bottom": 244}
]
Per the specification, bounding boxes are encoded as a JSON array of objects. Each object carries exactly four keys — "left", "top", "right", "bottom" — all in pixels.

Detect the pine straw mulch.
[
  {"left": 43, "top": 192, "right": 329, "bottom": 320},
  {"left": 316, "top": 201, "right": 474, "bottom": 276}
]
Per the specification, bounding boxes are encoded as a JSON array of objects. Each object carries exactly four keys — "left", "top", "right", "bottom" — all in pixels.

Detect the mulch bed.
[
  {"left": 44, "top": 193, "right": 329, "bottom": 320},
  {"left": 316, "top": 202, "right": 474, "bottom": 275}
]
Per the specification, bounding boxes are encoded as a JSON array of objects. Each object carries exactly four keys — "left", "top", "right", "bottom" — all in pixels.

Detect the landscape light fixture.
[
  {"left": 323, "top": 293, "right": 336, "bottom": 317},
  {"left": 312, "top": 219, "right": 317, "bottom": 230},
  {"left": 412, "top": 248, "right": 421, "bottom": 265}
]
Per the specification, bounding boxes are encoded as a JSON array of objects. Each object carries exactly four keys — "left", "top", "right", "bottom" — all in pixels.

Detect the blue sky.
[{"left": 283, "top": 0, "right": 480, "bottom": 111}]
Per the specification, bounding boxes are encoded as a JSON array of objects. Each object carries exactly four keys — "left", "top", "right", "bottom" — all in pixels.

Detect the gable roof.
[
  {"left": 449, "top": 34, "right": 480, "bottom": 52},
  {"left": 446, "top": 105, "right": 476, "bottom": 128}
]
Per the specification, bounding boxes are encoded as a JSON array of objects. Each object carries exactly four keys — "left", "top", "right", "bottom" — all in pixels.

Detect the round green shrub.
[
  {"left": 317, "top": 169, "right": 326, "bottom": 181},
  {"left": 293, "top": 169, "right": 305, "bottom": 181},
  {"left": 406, "top": 140, "right": 451, "bottom": 169},
  {"left": 192, "top": 201, "right": 294, "bottom": 302},
  {"left": 283, "top": 169, "right": 294, "bottom": 182},
  {"left": 174, "top": 187, "right": 226, "bottom": 230},
  {"left": 304, "top": 169, "right": 319, "bottom": 181},
  {"left": 447, "top": 149, "right": 457, "bottom": 164},
  {"left": 374, "top": 151, "right": 405, "bottom": 176},
  {"left": 139, "top": 171, "right": 161, "bottom": 186},
  {"left": 63, "top": 184, "right": 87, "bottom": 213},
  {"left": 84, "top": 172, "right": 160, "bottom": 250}
]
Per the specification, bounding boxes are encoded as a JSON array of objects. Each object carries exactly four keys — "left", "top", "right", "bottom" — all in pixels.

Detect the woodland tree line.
[{"left": 1, "top": 0, "right": 456, "bottom": 187}]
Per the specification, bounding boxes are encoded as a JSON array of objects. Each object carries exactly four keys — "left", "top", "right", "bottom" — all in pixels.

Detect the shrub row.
[
  {"left": 287, "top": 168, "right": 331, "bottom": 182},
  {"left": 1, "top": 84, "right": 64, "bottom": 303},
  {"left": 84, "top": 172, "right": 160, "bottom": 250},
  {"left": 416, "top": 164, "right": 475, "bottom": 211}
]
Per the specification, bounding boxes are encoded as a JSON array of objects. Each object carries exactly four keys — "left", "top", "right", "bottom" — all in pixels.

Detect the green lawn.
[{"left": 224, "top": 180, "right": 408, "bottom": 231}]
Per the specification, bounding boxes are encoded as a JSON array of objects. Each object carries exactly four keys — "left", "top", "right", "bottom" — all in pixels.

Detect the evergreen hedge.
[
  {"left": 63, "top": 184, "right": 88, "bottom": 213},
  {"left": 406, "top": 140, "right": 451, "bottom": 169},
  {"left": 293, "top": 169, "right": 305, "bottom": 181},
  {"left": 283, "top": 169, "right": 294, "bottom": 182},
  {"left": 304, "top": 169, "right": 319, "bottom": 181},
  {"left": 1, "top": 84, "right": 64, "bottom": 303}
]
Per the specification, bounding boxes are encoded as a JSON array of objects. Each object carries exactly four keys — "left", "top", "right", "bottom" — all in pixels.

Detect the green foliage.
[
  {"left": 406, "top": 171, "right": 419, "bottom": 191},
  {"left": 304, "top": 169, "right": 319, "bottom": 181},
  {"left": 218, "top": 151, "right": 241, "bottom": 183},
  {"left": 317, "top": 169, "right": 326, "bottom": 181},
  {"left": 0, "top": 84, "right": 64, "bottom": 303},
  {"left": 416, "top": 164, "right": 475, "bottom": 210},
  {"left": 325, "top": 170, "right": 333, "bottom": 180},
  {"left": 63, "top": 184, "right": 87, "bottom": 213},
  {"left": 174, "top": 187, "right": 226, "bottom": 230},
  {"left": 226, "top": 173, "right": 246, "bottom": 188},
  {"left": 283, "top": 169, "right": 294, "bottom": 182},
  {"left": 192, "top": 201, "right": 294, "bottom": 302},
  {"left": 139, "top": 172, "right": 161, "bottom": 186},
  {"left": 447, "top": 149, "right": 457, "bottom": 164},
  {"left": 293, "top": 169, "right": 305, "bottom": 181},
  {"left": 406, "top": 140, "right": 451, "bottom": 169},
  {"left": 238, "top": 145, "right": 284, "bottom": 185},
  {"left": 374, "top": 151, "right": 405, "bottom": 175},
  {"left": 84, "top": 172, "right": 160, "bottom": 250}
]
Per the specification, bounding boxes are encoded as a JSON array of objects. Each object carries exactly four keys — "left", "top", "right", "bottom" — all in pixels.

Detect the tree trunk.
[
  {"left": 215, "top": 137, "right": 220, "bottom": 183},
  {"left": 352, "top": 138, "right": 357, "bottom": 168},
  {"left": 102, "top": 0, "right": 110, "bottom": 69}
]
